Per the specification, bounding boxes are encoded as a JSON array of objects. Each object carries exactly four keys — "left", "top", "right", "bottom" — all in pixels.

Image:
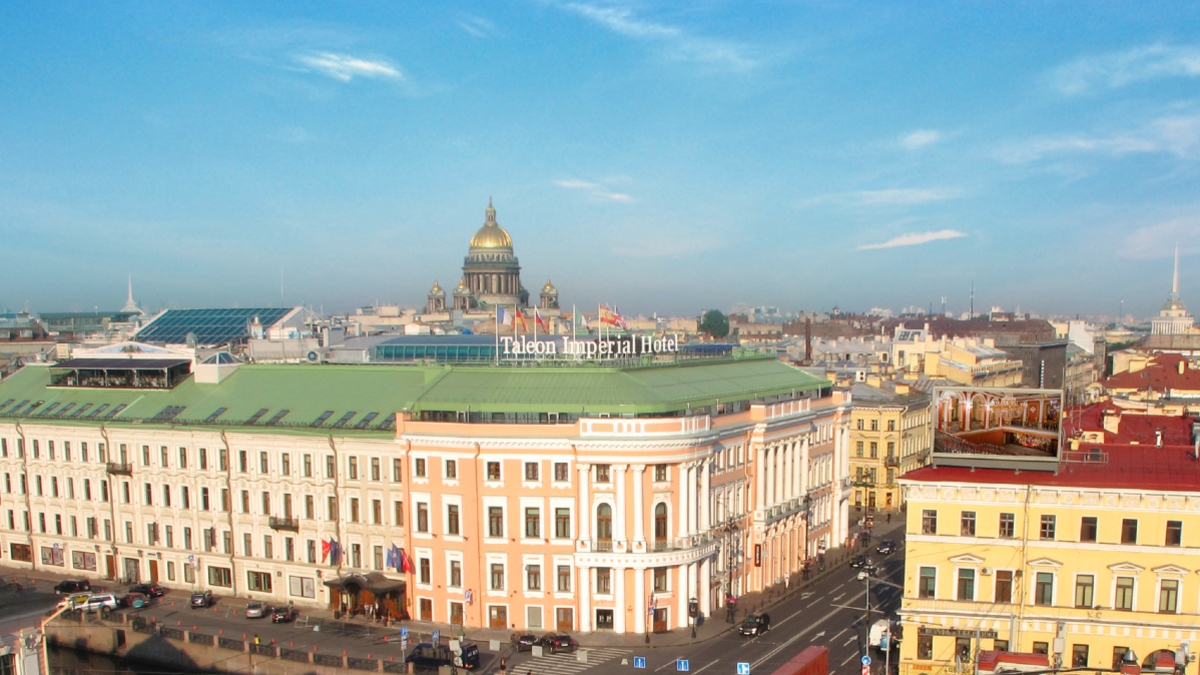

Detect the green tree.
[{"left": 699, "top": 309, "right": 730, "bottom": 339}]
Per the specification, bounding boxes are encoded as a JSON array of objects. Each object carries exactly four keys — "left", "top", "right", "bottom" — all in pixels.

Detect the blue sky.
[{"left": 2, "top": 1, "right": 1199, "bottom": 319}]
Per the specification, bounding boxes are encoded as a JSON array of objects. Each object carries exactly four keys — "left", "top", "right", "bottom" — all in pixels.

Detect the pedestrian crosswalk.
[{"left": 519, "top": 647, "right": 632, "bottom": 675}]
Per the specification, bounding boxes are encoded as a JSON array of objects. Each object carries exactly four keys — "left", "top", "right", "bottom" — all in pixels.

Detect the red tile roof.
[
  {"left": 1103, "top": 353, "right": 1200, "bottom": 391},
  {"left": 1063, "top": 401, "right": 1196, "bottom": 446}
]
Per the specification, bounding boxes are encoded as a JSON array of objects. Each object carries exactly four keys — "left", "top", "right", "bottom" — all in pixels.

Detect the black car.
[
  {"left": 536, "top": 633, "right": 579, "bottom": 654},
  {"left": 54, "top": 580, "right": 91, "bottom": 594},
  {"left": 850, "top": 554, "right": 868, "bottom": 569},
  {"left": 128, "top": 583, "right": 166, "bottom": 597},
  {"left": 739, "top": 613, "right": 771, "bottom": 637},
  {"left": 511, "top": 632, "right": 538, "bottom": 651},
  {"left": 190, "top": 591, "right": 213, "bottom": 608},
  {"left": 876, "top": 540, "right": 896, "bottom": 555},
  {"left": 406, "top": 643, "right": 480, "bottom": 673},
  {"left": 271, "top": 606, "right": 296, "bottom": 623}
]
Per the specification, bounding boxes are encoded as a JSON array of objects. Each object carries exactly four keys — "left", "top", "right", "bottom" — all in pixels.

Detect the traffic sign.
[
  {"left": 432, "top": 630, "right": 440, "bottom": 646},
  {"left": 677, "top": 660, "right": 690, "bottom": 672},
  {"left": 401, "top": 627, "right": 408, "bottom": 639},
  {"left": 737, "top": 663, "right": 750, "bottom": 675},
  {"left": 862, "top": 656, "right": 872, "bottom": 666},
  {"left": 634, "top": 657, "right": 647, "bottom": 669}
]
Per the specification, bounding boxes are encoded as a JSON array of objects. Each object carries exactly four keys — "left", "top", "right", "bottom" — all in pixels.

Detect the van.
[{"left": 868, "top": 619, "right": 898, "bottom": 650}]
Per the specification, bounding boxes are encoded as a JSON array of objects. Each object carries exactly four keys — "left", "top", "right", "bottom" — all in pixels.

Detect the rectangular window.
[
  {"left": 555, "top": 508, "right": 571, "bottom": 539},
  {"left": 208, "top": 566, "right": 232, "bottom": 587},
  {"left": 259, "top": 451, "right": 268, "bottom": 474},
  {"left": 994, "top": 570, "right": 1013, "bottom": 603},
  {"left": 239, "top": 450, "right": 247, "bottom": 472},
  {"left": 327, "top": 496, "right": 338, "bottom": 520},
  {"left": 1039, "top": 515, "right": 1056, "bottom": 540},
  {"left": 960, "top": 511, "right": 976, "bottom": 536},
  {"left": 350, "top": 498, "right": 359, "bottom": 523},
  {"left": 1115, "top": 577, "right": 1134, "bottom": 610},
  {"left": 653, "top": 464, "right": 668, "bottom": 481},
  {"left": 325, "top": 455, "right": 335, "bottom": 478},
  {"left": 526, "top": 564, "right": 540, "bottom": 591},
  {"left": 248, "top": 571, "right": 272, "bottom": 592},
  {"left": 1159, "top": 579, "right": 1179, "bottom": 613},
  {"left": 524, "top": 462, "right": 539, "bottom": 481},
  {"left": 525, "top": 507, "right": 540, "bottom": 538},
  {"left": 450, "top": 560, "right": 462, "bottom": 588},
  {"left": 922, "top": 509, "right": 937, "bottom": 534},
  {"left": 488, "top": 507, "right": 503, "bottom": 537},
  {"left": 1075, "top": 575, "right": 1095, "bottom": 608},
  {"left": 1113, "top": 648, "right": 1131, "bottom": 670},
  {"left": 957, "top": 568, "right": 975, "bottom": 601},
  {"left": 199, "top": 448, "right": 207, "bottom": 470},
  {"left": 372, "top": 499, "right": 382, "bottom": 525},
  {"left": 887, "top": 420, "right": 895, "bottom": 431},
  {"left": 1080, "top": 517, "right": 1098, "bottom": 543},
  {"left": 869, "top": 442, "right": 878, "bottom": 458},
  {"left": 445, "top": 459, "right": 456, "bottom": 479},
  {"left": 554, "top": 462, "right": 569, "bottom": 482},
  {"left": 392, "top": 458, "right": 402, "bottom": 482},
  {"left": 595, "top": 464, "right": 610, "bottom": 483},
  {"left": 243, "top": 533, "right": 252, "bottom": 556},
  {"left": 393, "top": 500, "right": 403, "bottom": 526},
  {"left": 855, "top": 441, "right": 864, "bottom": 458},
  {"left": 486, "top": 461, "right": 501, "bottom": 480},
  {"left": 490, "top": 563, "right": 505, "bottom": 590},
  {"left": 1167, "top": 520, "right": 1182, "bottom": 546},
  {"left": 1072, "top": 645, "right": 1089, "bottom": 669},
  {"left": 999, "top": 513, "right": 1015, "bottom": 538},
  {"left": 653, "top": 567, "right": 667, "bottom": 593},
  {"left": 917, "top": 634, "right": 933, "bottom": 660},
  {"left": 416, "top": 503, "right": 428, "bottom": 532},
  {"left": 919, "top": 566, "right": 936, "bottom": 598},
  {"left": 1035, "top": 572, "right": 1054, "bottom": 606},
  {"left": 447, "top": 504, "right": 460, "bottom": 535},
  {"left": 596, "top": 567, "right": 611, "bottom": 594},
  {"left": 1121, "top": 518, "right": 1138, "bottom": 545},
  {"left": 348, "top": 456, "right": 358, "bottom": 480},
  {"left": 371, "top": 457, "right": 380, "bottom": 481},
  {"left": 261, "top": 492, "right": 270, "bottom": 515},
  {"left": 414, "top": 458, "right": 426, "bottom": 478},
  {"left": 281, "top": 453, "right": 290, "bottom": 476},
  {"left": 179, "top": 447, "right": 188, "bottom": 469}
]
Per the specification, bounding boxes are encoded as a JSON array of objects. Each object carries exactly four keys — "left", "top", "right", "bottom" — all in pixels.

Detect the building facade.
[
  {"left": 0, "top": 344, "right": 852, "bottom": 634},
  {"left": 847, "top": 384, "right": 931, "bottom": 512}
]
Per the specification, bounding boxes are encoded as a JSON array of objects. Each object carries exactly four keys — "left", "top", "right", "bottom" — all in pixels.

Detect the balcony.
[
  {"left": 105, "top": 462, "right": 133, "bottom": 476},
  {"left": 650, "top": 535, "right": 713, "bottom": 552},
  {"left": 268, "top": 516, "right": 300, "bottom": 532},
  {"left": 885, "top": 455, "right": 899, "bottom": 468},
  {"left": 594, "top": 539, "right": 614, "bottom": 552}
]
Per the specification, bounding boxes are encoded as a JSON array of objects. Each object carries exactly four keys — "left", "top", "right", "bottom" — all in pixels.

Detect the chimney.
[
  {"left": 802, "top": 318, "right": 813, "bottom": 366},
  {"left": 1179, "top": 360, "right": 1186, "bottom": 375},
  {"left": 1156, "top": 430, "right": 1163, "bottom": 447}
]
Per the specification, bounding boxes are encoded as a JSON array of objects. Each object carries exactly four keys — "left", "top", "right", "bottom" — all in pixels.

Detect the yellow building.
[
  {"left": 848, "top": 382, "right": 931, "bottom": 512},
  {"left": 897, "top": 443, "right": 1200, "bottom": 674},
  {"left": 892, "top": 329, "right": 1024, "bottom": 388}
]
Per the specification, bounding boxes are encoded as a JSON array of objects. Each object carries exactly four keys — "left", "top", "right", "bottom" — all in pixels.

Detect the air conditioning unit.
[{"left": 981, "top": 567, "right": 992, "bottom": 576}]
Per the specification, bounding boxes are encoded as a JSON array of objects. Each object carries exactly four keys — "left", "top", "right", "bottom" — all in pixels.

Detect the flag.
[
  {"left": 496, "top": 306, "right": 511, "bottom": 328},
  {"left": 534, "top": 308, "right": 548, "bottom": 332},
  {"left": 385, "top": 546, "right": 395, "bottom": 569},
  {"left": 573, "top": 306, "right": 589, "bottom": 333},
  {"left": 321, "top": 539, "right": 332, "bottom": 563},
  {"left": 516, "top": 310, "right": 528, "bottom": 332},
  {"left": 328, "top": 540, "right": 342, "bottom": 565},
  {"left": 400, "top": 547, "right": 413, "bottom": 573},
  {"left": 599, "top": 304, "right": 627, "bottom": 330}
]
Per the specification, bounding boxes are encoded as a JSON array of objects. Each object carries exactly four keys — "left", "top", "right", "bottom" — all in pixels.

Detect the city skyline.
[{"left": 2, "top": 2, "right": 1199, "bottom": 317}]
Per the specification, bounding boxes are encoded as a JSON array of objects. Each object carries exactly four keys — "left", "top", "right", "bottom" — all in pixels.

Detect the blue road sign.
[
  {"left": 401, "top": 627, "right": 408, "bottom": 639},
  {"left": 861, "top": 656, "right": 872, "bottom": 666},
  {"left": 634, "top": 657, "right": 647, "bottom": 669},
  {"left": 677, "top": 660, "right": 690, "bottom": 672},
  {"left": 737, "top": 663, "right": 751, "bottom": 675}
]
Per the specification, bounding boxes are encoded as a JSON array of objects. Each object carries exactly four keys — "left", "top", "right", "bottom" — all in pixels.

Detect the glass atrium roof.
[{"left": 135, "top": 308, "right": 292, "bottom": 346}]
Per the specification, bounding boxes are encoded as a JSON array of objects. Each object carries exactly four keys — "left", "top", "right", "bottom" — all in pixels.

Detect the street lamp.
[
  {"left": 858, "top": 571, "right": 903, "bottom": 675},
  {"left": 721, "top": 523, "right": 740, "bottom": 623},
  {"left": 688, "top": 598, "right": 698, "bottom": 639}
]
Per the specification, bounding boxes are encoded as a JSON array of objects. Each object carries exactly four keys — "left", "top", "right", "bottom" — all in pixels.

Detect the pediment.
[
  {"left": 1152, "top": 565, "right": 1190, "bottom": 576},
  {"left": 1028, "top": 557, "right": 1063, "bottom": 568},
  {"left": 1107, "top": 562, "right": 1145, "bottom": 573},
  {"left": 949, "top": 554, "right": 986, "bottom": 565}
]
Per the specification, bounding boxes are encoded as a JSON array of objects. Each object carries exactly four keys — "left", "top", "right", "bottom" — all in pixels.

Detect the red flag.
[
  {"left": 534, "top": 308, "right": 548, "bottom": 331},
  {"left": 516, "top": 311, "right": 528, "bottom": 332},
  {"left": 401, "top": 548, "right": 413, "bottom": 573},
  {"left": 321, "top": 539, "right": 332, "bottom": 563}
]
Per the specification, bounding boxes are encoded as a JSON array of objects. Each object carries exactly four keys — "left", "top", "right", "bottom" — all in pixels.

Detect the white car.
[
  {"left": 82, "top": 593, "right": 119, "bottom": 612},
  {"left": 57, "top": 593, "right": 92, "bottom": 610}
]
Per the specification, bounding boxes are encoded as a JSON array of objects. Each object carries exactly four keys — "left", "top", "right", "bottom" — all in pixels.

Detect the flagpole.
[
  {"left": 573, "top": 304, "right": 577, "bottom": 341},
  {"left": 494, "top": 307, "right": 499, "bottom": 365}
]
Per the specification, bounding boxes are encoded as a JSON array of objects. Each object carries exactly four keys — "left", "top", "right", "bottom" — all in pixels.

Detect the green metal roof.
[{"left": 0, "top": 357, "right": 830, "bottom": 433}]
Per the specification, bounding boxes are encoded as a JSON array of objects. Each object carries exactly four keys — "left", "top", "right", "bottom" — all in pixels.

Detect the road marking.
[
  {"left": 692, "top": 659, "right": 721, "bottom": 674},
  {"left": 752, "top": 588, "right": 866, "bottom": 670},
  {"left": 843, "top": 637, "right": 857, "bottom": 647},
  {"left": 656, "top": 660, "right": 678, "bottom": 671},
  {"left": 801, "top": 592, "right": 814, "bottom": 599},
  {"left": 841, "top": 654, "right": 858, "bottom": 666},
  {"left": 832, "top": 628, "right": 848, "bottom": 641},
  {"left": 832, "top": 592, "right": 845, "bottom": 602}
]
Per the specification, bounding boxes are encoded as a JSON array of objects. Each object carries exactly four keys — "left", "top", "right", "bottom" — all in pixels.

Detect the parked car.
[
  {"left": 128, "top": 583, "right": 166, "bottom": 598},
  {"left": 54, "top": 580, "right": 91, "bottom": 594},
  {"left": 190, "top": 591, "right": 213, "bottom": 608},
  {"left": 876, "top": 540, "right": 896, "bottom": 555},
  {"left": 739, "top": 613, "right": 771, "bottom": 637},
  {"left": 245, "top": 602, "right": 268, "bottom": 619},
  {"left": 406, "top": 643, "right": 480, "bottom": 673},
  {"left": 271, "top": 606, "right": 296, "bottom": 623},
  {"left": 57, "top": 593, "right": 92, "bottom": 610},
  {"left": 510, "top": 632, "right": 538, "bottom": 651},
  {"left": 536, "top": 634, "right": 579, "bottom": 654},
  {"left": 82, "top": 594, "right": 119, "bottom": 612},
  {"left": 121, "top": 592, "right": 150, "bottom": 609}
]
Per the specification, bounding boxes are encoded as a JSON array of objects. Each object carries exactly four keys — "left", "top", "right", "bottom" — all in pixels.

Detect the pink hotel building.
[{"left": 0, "top": 348, "right": 851, "bottom": 635}]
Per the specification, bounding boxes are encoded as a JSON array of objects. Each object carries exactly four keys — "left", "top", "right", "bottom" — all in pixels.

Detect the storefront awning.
[{"left": 323, "top": 572, "right": 405, "bottom": 593}]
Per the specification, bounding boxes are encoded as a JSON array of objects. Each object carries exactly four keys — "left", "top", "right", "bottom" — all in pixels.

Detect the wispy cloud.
[
  {"left": 457, "top": 16, "right": 496, "bottom": 39},
  {"left": 806, "top": 188, "right": 963, "bottom": 208},
  {"left": 554, "top": 178, "right": 634, "bottom": 202},
  {"left": 612, "top": 231, "right": 722, "bottom": 258},
  {"left": 294, "top": 52, "right": 403, "bottom": 82},
  {"left": 900, "top": 129, "right": 942, "bottom": 150},
  {"left": 994, "top": 115, "right": 1200, "bottom": 163},
  {"left": 560, "top": 2, "right": 759, "bottom": 72},
  {"left": 1115, "top": 217, "right": 1200, "bottom": 260},
  {"left": 1050, "top": 43, "right": 1200, "bottom": 95},
  {"left": 858, "top": 230, "right": 967, "bottom": 250}
]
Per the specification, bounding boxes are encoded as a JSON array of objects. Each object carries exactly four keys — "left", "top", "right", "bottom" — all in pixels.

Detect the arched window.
[
  {"left": 654, "top": 503, "right": 668, "bottom": 542},
  {"left": 596, "top": 504, "right": 613, "bottom": 542}
]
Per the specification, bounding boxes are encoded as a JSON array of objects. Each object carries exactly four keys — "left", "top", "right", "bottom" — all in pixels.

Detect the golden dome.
[
  {"left": 469, "top": 200, "right": 513, "bottom": 250},
  {"left": 542, "top": 279, "right": 557, "bottom": 293}
]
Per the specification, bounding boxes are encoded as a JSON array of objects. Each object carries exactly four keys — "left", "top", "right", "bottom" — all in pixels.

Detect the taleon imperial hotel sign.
[{"left": 499, "top": 334, "right": 681, "bottom": 359}]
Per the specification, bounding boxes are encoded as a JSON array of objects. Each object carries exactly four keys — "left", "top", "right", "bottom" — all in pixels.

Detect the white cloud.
[
  {"left": 553, "top": 179, "right": 601, "bottom": 189},
  {"left": 807, "top": 188, "right": 963, "bottom": 208},
  {"left": 457, "top": 16, "right": 496, "bottom": 39},
  {"left": 1115, "top": 217, "right": 1200, "bottom": 260},
  {"left": 553, "top": 178, "right": 634, "bottom": 202},
  {"left": 858, "top": 230, "right": 968, "bottom": 250},
  {"left": 900, "top": 129, "right": 941, "bottom": 150},
  {"left": 294, "top": 52, "right": 403, "bottom": 82},
  {"left": 995, "top": 115, "right": 1200, "bottom": 163},
  {"left": 1051, "top": 43, "right": 1200, "bottom": 95},
  {"left": 599, "top": 192, "right": 633, "bottom": 202},
  {"left": 560, "top": 2, "right": 758, "bottom": 72}
]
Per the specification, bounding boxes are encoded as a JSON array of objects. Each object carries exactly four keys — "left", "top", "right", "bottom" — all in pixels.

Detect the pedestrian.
[
  {"left": 500, "top": 657, "right": 507, "bottom": 674},
  {"left": 254, "top": 634, "right": 261, "bottom": 646},
  {"left": 887, "top": 512, "right": 892, "bottom": 524}
]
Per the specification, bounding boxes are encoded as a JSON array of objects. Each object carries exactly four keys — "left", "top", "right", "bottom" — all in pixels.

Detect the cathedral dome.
[
  {"left": 469, "top": 200, "right": 513, "bottom": 251},
  {"left": 542, "top": 280, "right": 557, "bottom": 293}
]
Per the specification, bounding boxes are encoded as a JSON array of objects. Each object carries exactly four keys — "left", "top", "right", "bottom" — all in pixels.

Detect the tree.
[{"left": 699, "top": 309, "right": 730, "bottom": 339}]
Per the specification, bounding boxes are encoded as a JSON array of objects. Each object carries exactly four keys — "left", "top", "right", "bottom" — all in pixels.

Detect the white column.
[
  {"left": 634, "top": 568, "right": 646, "bottom": 634},
  {"left": 613, "top": 464, "right": 627, "bottom": 545},
  {"left": 800, "top": 439, "right": 810, "bottom": 495},
  {"left": 686, "top": 464, "right": 698, "bottom": 536},
  {"left": 781, "top": 443, "right": 792, "bottom": 502},
  {"left": 773, "top": 446, "right": 784, "bottom": 506},
  {"left": 614, "top": 567, "right": 626, "bottom": 634},
  {"left": 699, "top": 460, "right": 711, "bottom": 532},
  {"left": 677, "top": 567, "right": 689, "bottom": 628},
  {"left": 699, "top": 557, "right": 712, "bottom": 618},
  {"left": 580, "top": 566, "right": 592, "bottom": 631},
  {"left": 577, "top": 464, "right": 591, "bottom": 543},
  {"left": 793, "top": 442, "right": 803, "bottom": 500},
  {"left": 678, "top": 463, "right": 691, "bottom": 537},
  {"left": 632, "top": 465, "right": 646, "bottom": 546},
  {"left": 687, "top": 562, "right": 697, "bottom": 620},
  {"left": 755, "top": 446, "right": 765, "bottom": 510}
]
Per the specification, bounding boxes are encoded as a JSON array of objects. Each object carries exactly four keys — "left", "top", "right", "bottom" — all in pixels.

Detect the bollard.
[
  {"left": 384, "top": 636, "right": 389, "bottom": 642},
  {"left": 271, "top": 639, "right": 276, "bottom": 644},
  {"left": 178, "top": 622, "right": 182, "bottom": 626},
  {"left": 243, "top": 634, "right": 247, "bottom": 639},
  {"left": 193, "top": 626, "right": 197, "bottom": 631},
  {"left": 314, "top": 646, "right": 319, "bottom": 651},
  {"left": 290, "top": 642, "right": 294, "bottom": 647},
  {"left": 390, "top": 657, "right": 394, "bottom": 662},
  {"left": 219, "top": 630, "right": 223, "bottom": 634},
  {"left": 343, "top": 651, "right": 347, "bottom": 656},
  {"left": 368, "top": 655, "right": 372, "bottom": 659}
]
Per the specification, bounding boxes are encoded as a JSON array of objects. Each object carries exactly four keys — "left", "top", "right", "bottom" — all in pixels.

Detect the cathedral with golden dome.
[{"left": 427, "top": 201, "right": 560, "bottom": 316}]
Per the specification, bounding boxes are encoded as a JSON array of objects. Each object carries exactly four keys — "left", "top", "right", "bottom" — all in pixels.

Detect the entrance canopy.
[{"left": 323, "top": 572, "right": 405, "bottom": 594}]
